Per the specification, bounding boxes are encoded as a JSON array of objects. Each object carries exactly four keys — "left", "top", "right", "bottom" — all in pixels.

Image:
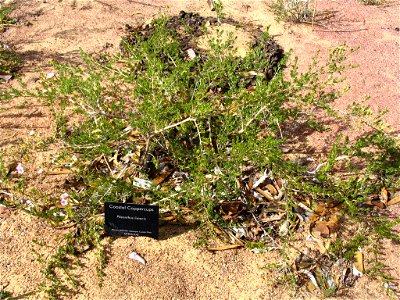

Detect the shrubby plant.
[
  {"left": 0, "top": 4, "right": 15, "bottom": 30},
  {"left": 0, "top": 13, "right": 398, "bottom": 299},
  {"left": 358, "top": 0, "right": 385, "bottom": 5},
  {"left": 269, "top": 0, "right": 314, "bottom": 23}
]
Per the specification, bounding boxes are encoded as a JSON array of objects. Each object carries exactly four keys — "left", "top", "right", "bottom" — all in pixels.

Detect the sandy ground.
[{"left": 0, "top": 0, "right": 399, "bottom": 299}]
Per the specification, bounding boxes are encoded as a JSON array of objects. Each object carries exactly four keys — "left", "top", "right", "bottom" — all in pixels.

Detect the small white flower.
[
  {"left": 25, "top": 199, "right": 35, "bottom": 211},
  {"left": 29, "top": 130, "right": 35, "bottom": 136},
  {"left": 46, "top": 72, "right": 55, "bottom": 79},
  {"left": 187, "top": 48, "right": 196, "bottom": 60},
  {"left": 53, "top": 211, "right": 66, "bottom": 217},
  {"left": 16, "top": 163, "right": 24, "bottom": 174},
  {"left": 60, "top": 193, "right": 69, "bottom": 206}
]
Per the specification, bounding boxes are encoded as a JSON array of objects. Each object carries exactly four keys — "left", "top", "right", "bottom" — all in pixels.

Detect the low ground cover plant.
[
  {"left": 0, "top": 4, "right": 16, "bottom": 31},
  {"left": 0, "top": 4, "right": 21, "bottom": 78},
  {"left": 0, "top": 10, "right": 399, "bottom": 300},
  {"left": 358, "top": 0, "right": 385, "bottom": 5}
]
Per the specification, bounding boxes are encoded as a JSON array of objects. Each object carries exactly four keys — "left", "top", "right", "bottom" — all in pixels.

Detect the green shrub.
[
  {"left": 1, "top": 13, "right": 398, "bottom": 298},
  {"left": 269, "top": 0, "right": 314, "bottom": 23}
]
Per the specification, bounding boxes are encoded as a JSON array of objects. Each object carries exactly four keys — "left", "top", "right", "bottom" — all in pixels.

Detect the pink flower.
[
  {"left": 60, "top": 193, "right": 69, "bottom": 206},
  {"left": 16, "top": 163, "right": 24, "bottom": 174},
  {"left": 37, "top": 168, "right": 43, "bottom": 175}
]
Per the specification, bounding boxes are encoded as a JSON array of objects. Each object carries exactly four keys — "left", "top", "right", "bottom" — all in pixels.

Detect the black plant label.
[{"left": 104, "top": 202, "right": 159, "bottom": 239}]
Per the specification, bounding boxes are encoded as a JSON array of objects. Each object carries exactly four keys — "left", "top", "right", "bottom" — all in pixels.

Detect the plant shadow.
[
  {"left": 18, "top": 49, "right": 88, "bottom": 70},
  {"left": 158, "top": 223, "right": 198, "bottom": 240}
]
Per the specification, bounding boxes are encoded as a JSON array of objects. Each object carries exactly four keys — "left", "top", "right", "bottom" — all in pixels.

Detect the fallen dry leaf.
[
  {"left": 247, "top": 175, "right": 254, "bottom": 189},
  {"left": 309, "top": 214, "right": 320, "bottom": 224},
  {"left": 161, "top": 214, "right": 176, "bottom": 221},
  {"left": 381, "top": 187, "right": 389, "bottom": 204},
  {"left": 353, "top": 249, "right": 364, "bottom": 274},
  {"left": 265, "top": 184, "right": 278, "bottom": 195},
  {"left": 306, "top": 279, "right": 318, "bottom": 293},
  {"left": 48, "top": 221, "right": 75, "bottom": 229},
  {"left": 295, "top": 252, "right": 314, "bottom": 270},
  {"left": 326, "top": 215, "right": 340, "bottom": 233},
  {"left": 219, "top": 201, "right": 247, "bottom": 221},
  {"left": 387, "top": 195, "right": 400, "bottom": 206},
  {"left": 299, "top": 269, "right": 320, "bottom": 292},
  {"left": 311, "top": 221, "right": 330, "bottom": 238},
  {"left": 212, "top": 225, "right": 224, "bottom": 235},
  {"left": 315, "top": 237, "right": 328, "bottom": 254},
  {"left": 255, "top": 187, "right": 274, "bottom": 201},
  {"left": 314, "top": 205, "right": 327, "bottom": 216},
  {"left": 152, "top": 168, "right": 174, "bottom": 186},
  {"left": 366, "top": 199, "right": 386, "bottom": 209},
  {"left": 261, "top": 213, "right": 285, "bottom": 223}
]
